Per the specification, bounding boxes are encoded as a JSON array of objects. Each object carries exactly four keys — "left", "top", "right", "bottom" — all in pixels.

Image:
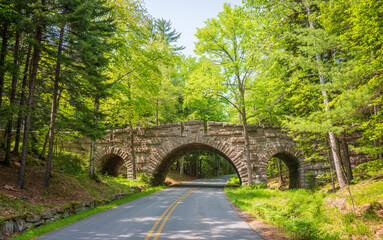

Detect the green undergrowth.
[
  {"left": 9, "top": 186, "right": 166, "bottom": 240},
  {"left": 225, "top": 176, "right": 241, "bottom": 186},
  {"left": 0, "top": 169, "right": 149, "bottom": 218},
  {"left": 225, "top": 176, "right": 383, "bottom": 240}
]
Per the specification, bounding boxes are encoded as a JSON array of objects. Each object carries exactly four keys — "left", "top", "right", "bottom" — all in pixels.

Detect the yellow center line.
[
  {"left": 144, "top": 188, "right": 195, "bottom": 240},
  {"left": 145, "top": 179, "right": 220, "bottom": 240},
  {"left": 152, "top": 188, "right": 197, "bottom": 240}
]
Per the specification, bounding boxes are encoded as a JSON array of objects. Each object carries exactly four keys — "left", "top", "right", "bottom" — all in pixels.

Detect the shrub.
[
  {"left": 53, "top": 152, "right": 86, "bottom": 175},
  {"left": 226, "top": 176, "right": 240, "bottom": 185}
]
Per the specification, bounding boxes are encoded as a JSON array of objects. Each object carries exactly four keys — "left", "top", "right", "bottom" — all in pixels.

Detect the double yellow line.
[
  {"left": 145, "top": 179, "right": 219, "bottom": 240},
  {"left": 144, "top": 187, "right": 198, "bottom": 240}
]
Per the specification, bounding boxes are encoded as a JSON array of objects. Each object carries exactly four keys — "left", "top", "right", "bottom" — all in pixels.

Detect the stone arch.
[
  {"left": 258, "top": 145, "right": 305, "bottom": 188},
  {"left": 148, "top": 136, "right": 248, "bottom": 186},
  {"left": 95, "top": 147, "right": 133, "bottom": 177}
]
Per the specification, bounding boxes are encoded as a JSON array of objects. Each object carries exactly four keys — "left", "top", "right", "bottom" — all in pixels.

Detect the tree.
[
  {"left": 17, "top": 0, "right": 46, "bottom": 189},
  {"left": 244, "top": 0, "right": 350, "bottom": 188},
  {"left": 195, "top": 4, "right": 255, "bottom": 185}
]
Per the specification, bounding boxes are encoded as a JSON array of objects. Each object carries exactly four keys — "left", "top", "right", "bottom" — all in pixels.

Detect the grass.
[
  {"left": 225, "top": 176, "right": 383, "bottom": 240},
  {"left": 9, "top": 186, "right": 166, "bottom": 240}
]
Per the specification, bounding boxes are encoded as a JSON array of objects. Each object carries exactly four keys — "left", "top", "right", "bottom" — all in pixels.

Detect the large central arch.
[
  {"left": 150, "top": 143, "right": 243, "bottom": 186},
  {"left": 144, "top": 133, "right": 249, "bottom": 186}
]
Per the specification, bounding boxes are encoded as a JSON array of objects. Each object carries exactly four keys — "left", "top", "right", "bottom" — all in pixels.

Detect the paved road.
[{"left": 38, "top": 176, "right": 264, "bottom": 240}]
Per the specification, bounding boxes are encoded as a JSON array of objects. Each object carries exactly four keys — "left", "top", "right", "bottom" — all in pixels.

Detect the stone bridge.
[{"left": 64, "top": 121, "right": 328, "bottom": 188}]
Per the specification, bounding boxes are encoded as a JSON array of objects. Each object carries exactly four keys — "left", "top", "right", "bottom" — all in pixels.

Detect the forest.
[{"left": 0, "top": 0, "right": 382, "bottom": 192}]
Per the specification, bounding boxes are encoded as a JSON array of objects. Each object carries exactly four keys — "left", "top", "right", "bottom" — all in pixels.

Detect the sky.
[{"left": 143, "top": 0, "right": 243, "bottom": 56}]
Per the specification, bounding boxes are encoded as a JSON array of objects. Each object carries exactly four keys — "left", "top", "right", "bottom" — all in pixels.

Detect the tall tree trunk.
[
  {"left": 242, "top": 108, "right": 252, "bottom": 185},
  {"left": 39, "top": 132, "right": 49, "bottom": 159},
  {"left": 328, "top": 150, "right": 336, "bottom": 192},
  {"left": 270, "top": 160, "right": 275, "bottom": 178},
  {"left": 179, "top": 156, "right": 184, "bottom": 176},
  {"left": 16, "top": 0, "right": 45, "bottom": 188},
  {"left": 235, "top": 96, "right": 242, "bottom": 124},
  {"left": 14, "top": 44, "right": 32, "bottom": 155},
  {"left": 340, "top": 138, "right": 353, "bottom": 184},
  {"left": 129, "top": 123, "right": 136, "bottom": 179},
  {"left": 0, "top": 22, "right": 9, "bottom": 107},
  {"left": 305, "top": 1, "right": 347, "bottom": 188},
  {"left": 4, "top": 31, "right": 21, "bottom": 165},
  {"left": 89, "top": 99, "right": 99, "bottom": 180},
  {"left": 44, "top": 23, "right": 65, "bottom": 187},
  {"left": 278, "top": 159, "right": 284, "bottom": 184},
  {"left": 216, "top": 155, "right": 220, "bottom": 176},
  {"left": 155, "top": 98, "right": 159, "bottom": 126}
]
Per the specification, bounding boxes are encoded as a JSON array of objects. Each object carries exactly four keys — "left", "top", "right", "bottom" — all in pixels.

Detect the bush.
[
  {"left": 53, "top": 152, "right": 86, "bottom": 175},
  {"left": 226, "top": 176, "right": 240, "bottom": 185},
  {"left": 137, "top": 173, "right": 152, "bottom": 185},
  {"left": 352, "top": 159, "right": 383, "bottom": 183}
]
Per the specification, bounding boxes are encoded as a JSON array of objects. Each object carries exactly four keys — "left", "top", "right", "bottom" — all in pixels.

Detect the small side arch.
[
  {"left": 95, "top": 147, "right": 133, "bottom": 178},
  {"left": 259, "top": 145, "right": 305, "bottom": 188}
]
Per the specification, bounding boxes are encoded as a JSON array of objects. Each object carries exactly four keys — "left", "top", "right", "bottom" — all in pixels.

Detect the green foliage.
[
  {"left": 352, "top": 159, "right": 383, "bottom": 183},
  {"left": 225, "top": 186, "right": 337, "bottom": 239},
  {"left": 136, "top": 173, "right": 153, "bottom": 185},
  {"left": 226, "top": 176, "right": 240, "bottom": 185},
  {"left": 53, "top": 153, "right": 87, "bottom": 175}
]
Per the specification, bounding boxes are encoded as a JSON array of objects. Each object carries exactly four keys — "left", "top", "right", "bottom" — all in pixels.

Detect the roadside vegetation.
[
  {"left": 8, "top": 186, "right": 166, "bottom": 240},
  {"left": 226, "top": 160, "right": 383, "bottom": 240},
  {"left": 0, "top": 153, "right": 150, "bottom": 219}
]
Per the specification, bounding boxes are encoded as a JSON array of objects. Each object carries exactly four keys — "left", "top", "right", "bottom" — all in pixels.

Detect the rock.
[
  {"left": 26, "top": 215, "right": 41, "bottom": 223},
  {"left": 15, "top": 218, "right": 27, "bottom": 232},
  {"left": 338, "top": 198, "right": 347, "bottom": 211},
  {"left": 0, "top": 220, "right": 15, "bottom": 237},
  {"left": 359, "top": 202, "right": 382, "bottom": 216},
  {"left": 270, "top": 195, "right": 275, "bottom": 199},
  {"left": 20, "top": 195, "right": 28, "bottom": 201},
  {"left": 42, "top": 209, "right": 57, "bottom": 219},
  {"left": 246, "top": 192, "right": 252, "bottom": 196},
  {"left": 4, "top": 185, "right": 16, "bottom": 191},
  {"left": 55, "top": 207, "right": 64, "bottom": 213},
  {"left": 34, "top": 220, "right": 45, "bottom": 227}
]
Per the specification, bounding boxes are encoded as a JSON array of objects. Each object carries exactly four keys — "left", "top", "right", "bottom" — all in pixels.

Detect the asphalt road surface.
[{"left": 38, "top": 175, "right": 264, "bottom": 240}]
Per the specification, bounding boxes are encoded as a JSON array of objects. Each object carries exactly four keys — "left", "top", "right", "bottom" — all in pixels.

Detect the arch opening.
[
  {"left": 99, "top": 154, "right": 125, "bottom": 177},
  {"left": 151, "top": 143, "right": 242, "bottom": 186},
  {"left": 267, "top": 151, "right": 301, "bottom": 189}
]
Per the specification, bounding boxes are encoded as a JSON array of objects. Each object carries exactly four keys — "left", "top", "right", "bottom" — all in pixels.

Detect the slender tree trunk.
[
  {"left": 0, "top": 23, "right": 9, "bottom": 107},
  {"left": 4, "top": 31, "right": 21, "bottom": 165},
  {"left": 129, "top": 123, "right": 136, "bottom": 179},
  {"left": 328, "top": 150, "right": 336, "bottom": 192},
  {"left": 14, "top": 44, "right": 32, "bottom": 155},
  {"left": 340, "top": 138, "right": 353, "bottom": 184},
  {"left": 242, "top": 109, "right": 253, "bottom": 185},
  {"left": 16, "top": 0, "right": 45, "bottom": 188},
  {"left": 179, "top": 156, "right": 184, "bottom": 176},
  {"left": 216, "top": 155, "right": 220, "bottom": 176},
  {"left": 39, "top": 132, "right": 49, "bottom": 159},
  {"left": 278, "top": 159, "right": 283, "bottom": 184},
  {"left": 89, "top": 99, "right": 99, "bottom": 180},
  {"left": 270, "top": 160, "right": 275, "bottom": 178},
  {"left": 305, "top": 1, "right": 347, "bottom": 188},
  {"left": 44, "top": 23, "right": 65, "bottom": 187},
  {"left": 155, "top": 98, "right": 159, "bottom": 125}
]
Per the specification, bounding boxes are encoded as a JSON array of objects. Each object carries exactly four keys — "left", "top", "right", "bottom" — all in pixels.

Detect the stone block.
[
  {"left": 0, "top": 220, "right": 14, "bottom": 237},
  {"left": 26, "top": 215, "right": 41, "bottom": 223},
  {"left": 42, "top": 209, "right": 57, "bottom": 219}
]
